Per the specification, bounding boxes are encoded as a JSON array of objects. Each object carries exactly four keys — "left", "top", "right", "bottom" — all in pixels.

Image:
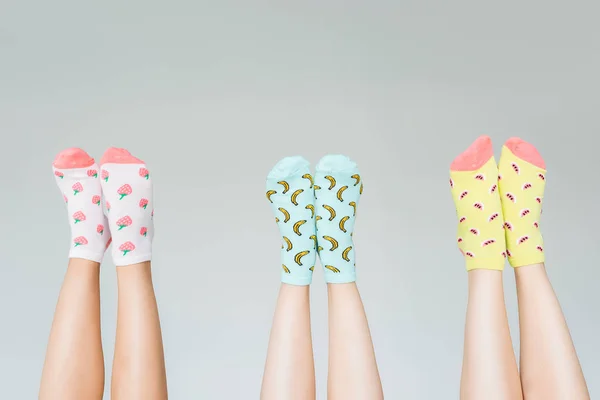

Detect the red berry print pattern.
[
  {"left": 119, "top": 241, "right": 135, "bottom": 256},
  {"left": 55, "top": 171, "right": 64, "bottom": 179},
  {"left": 511, "top": 163, "right": 520, "bottom": 174},
  {"left": 87, "top": 169, "right": 98, "bottom": 178},
  {"left": 459, "top": 216, "right": 466, "bottom": 223},
  {"left": 72, "top": 182, "right": 83, "bottom": 195},
  {"left": 449, "top": 178, "right": 454, "bottom": 188},
  {"left": 536, "top": 246, "right": 543, "bottom": 252},
  {"left": 139, "top": 167, "right": 150, "bottom": 179},
  {"left": 97, "top": 224, "right": 104, "bottom": 235},
  {"left": 117, "top": 184, "right": 132, "bottom": 200},
  {"left": 73, "top": 236, "right": 88, "bottom": 247},
  {"left": 460, "top": 191, "right": 468, "bottom": 199},
  {"left": 538, "top": 173, "right": 545, "bottom": 181},
  {"left": 520, "top": 209, "right": 530, "bottom": 217},
  {"left": 488, "top": 213, "right": 499, "bottom": 222},
  {"left": 140, "top": 227, "right": 148, "bottom": 237},
  {"left": 139, "top": 198, "right": 149, "bottom": 210},
  {"left": 522, "top": 183, "right": 532, "bottom": 190},
  {"left": 481, "top": 239, "right": 496, "bottom": 247},
  {"left": 517, "top": 236, "right": 529, "bottom": 245},
  {"left": 101, "top": 169, "right": 109, "bottom": 182},
  {"left": 470, "top": 228, "right": 479, "bottom": 235},
  {"left": 474, "top": 173, "right": 485, "bottom": 181},
  {"left": 92, "top": 195, "right": 101, "bottom": 206},
  {"left": 505, "top": 193, "right": 516, "bottom": 203},
  {"left": 489, "top": 184, "right": 497, "bottom": 194},
  {"left": 465, "top": 252, "right": 474, "bottom": 258},
  {"left": 473, "top": 202, "right": 484, "bottom": 210},
  {"left": 116, "top": 216, "right": 133, "bottom": 230},
  {"left": 73, "top": 211, "right": 86, "bottom": 224},
  {"left": 504, "top": 222, "right": 513, "bottom": 231}
]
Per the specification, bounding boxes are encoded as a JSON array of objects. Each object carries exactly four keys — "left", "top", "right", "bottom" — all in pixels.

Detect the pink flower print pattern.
[
  {"left": 73, "top": 236, "right": 88, "bottom": 247},
  {"left": 92, "top": 195, "right": 101, "bottom": 206},
  {"left": 63, "top": 194, "right": 68, "bottom": 203},
  {"left": 101, "top": 169, "right": 109, "bottom": 182},
  {"left": 116, "top": 216, "right": 132, "bottom": 230},
  {"left": 118, "top": 184, "right": 132, "bottom": 200},
  {"left": 139, "top": 198, "right": 149, "bottom": 210},
  {"left": 106, "top": 201, "right": 111, "bottom": 212},
  {"left": 55, "top": 171, "right": 64, "bottom": 179},
  {"left": 140, "top": 227, "right": 148, "bottom": 237},
  {"left": 87, "top": 169, "right": 98, "bottom": 178},
  {"left": 139, "top": 167, "right": 150, "bottom": 179},
  {"left": 119, "top": 241, "right": 135, "bottom": 256},
  {"left": 73, "top": 211, "right": 86, "bottom": 224},
  {"left": 97, "top": 224, "right": 105, "bottom": 235},
  {"left": 72, "top": 182, "right": 83, "bottom": 195}
]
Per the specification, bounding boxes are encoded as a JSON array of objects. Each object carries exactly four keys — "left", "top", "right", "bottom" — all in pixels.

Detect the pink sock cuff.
[
  {"left": 100, "top": 147, "right": 144, "bottom": 166},
  {"left": 53, "top": 148, "right": 95, "bottom": 169},
  {"left": 450, "top": 135, "right": 494, "bottom": 172},
  {"left": 503, "top": 137, "right": 546, "bottom": 169}
]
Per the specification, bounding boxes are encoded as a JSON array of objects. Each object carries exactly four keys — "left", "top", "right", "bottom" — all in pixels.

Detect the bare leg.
[
  {"left": 327, "top": 283, "right": 383, "bottom": 400},
  {"left": 261, "top": 284, "right": 316, "bottom": 400},
  {"left": 39, "top": 259, "right": 105, "bottom": 400},
  {"left": 460, "top": 270, "right": 522, "bottom": 400},
  {"left": 111, "top": 262, "right": 168, "bottom": 399},
  {"left": 516, "top": 263, "right": 589, "bottom": 399}
]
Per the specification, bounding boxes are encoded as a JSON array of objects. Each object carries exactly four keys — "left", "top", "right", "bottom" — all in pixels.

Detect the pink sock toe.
[
  {"left": 100, "top": 147, "right": 144, "bottom": 165},
  {"left": 504, "top": 137, "right": 546, "bottom": 169},
  {"left": 450, "top": 135, "right": 494, "bottom": 172},
  {"left": 53, "top": 148, "right": 95, "bottom": 169}
]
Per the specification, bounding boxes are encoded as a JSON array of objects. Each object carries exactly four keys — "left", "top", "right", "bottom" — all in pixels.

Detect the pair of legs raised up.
[
  {"left": 39, "top": 148, "right": 167, "bottom": 400},
  {"left": 451, "top": 136, "right": 589, "bottom": 399},
  {"left": 261, "top": 156, "right": 383, "bottom": 400}
]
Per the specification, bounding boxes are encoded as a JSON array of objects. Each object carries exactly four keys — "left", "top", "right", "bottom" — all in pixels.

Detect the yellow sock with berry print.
[
  {"left": 498, "top": 137, "right": 546, "bottom": 267},
  {"left": 449, "top": 136, "right": 506, "bottom": 271}
]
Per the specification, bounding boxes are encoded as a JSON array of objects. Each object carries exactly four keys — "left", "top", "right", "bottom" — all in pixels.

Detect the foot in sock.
[
  {"left": 266, "top": 156, "right": 316, "bottom": 286},
  {"left": 314, "top": 155, "right": 362, "bottom": 283},
  {"left": 449, "top": 136, "right": 506, "bottom": 271},
  {"left": 53, "top": 148, "right": 111, "bottom": 263},
  {"left": 99, "top": 148, "right": 154, "bottom": 266},
  {"left": 498, "top": 137, "right": 546, "bottom": 267}
]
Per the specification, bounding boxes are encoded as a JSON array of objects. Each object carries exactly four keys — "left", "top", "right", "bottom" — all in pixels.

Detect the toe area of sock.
[
  {"left": 267, "top": 156, "right": 311, "bottom": 179},
  {"left": 504, "top": 137, "right": 546, "bottom": 169},
  {"left": 100, "top": 147, "right": 144, "bottom": 166},
  {"left": 315, "top": 154, "right": 358, "bottom": 173},
  {"left": 450, "top": 135, "right": 494, "bottom": 172},
  {"left": 53, "top": 148, "right": 95, "bottom": 169}
]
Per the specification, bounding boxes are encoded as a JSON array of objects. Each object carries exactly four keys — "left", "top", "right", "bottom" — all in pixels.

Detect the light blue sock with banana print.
[
  {"left": 315, "top": 155, "right": 362, "bottom": 283},
  {"left": 266, "top": 156, "right": 317, "bottom": 286}
]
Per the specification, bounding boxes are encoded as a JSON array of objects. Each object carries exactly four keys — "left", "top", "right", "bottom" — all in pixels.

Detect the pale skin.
[
  {"left": 515, "top": 263, "right": 589, "bottom": 399},
  {"left": 260, "top": 282, "right": 383, "bottom": 400},
  {"left": 460, "top": 266, "right": 590, "bottom": 400},
  {"left": 39, "top": 260, "right": 168, "bottom": 400}
]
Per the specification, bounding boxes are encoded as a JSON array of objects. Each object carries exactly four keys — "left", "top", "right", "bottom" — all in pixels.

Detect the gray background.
[{"left": 1, "top": 1, "right": 599, "bottom": 398}]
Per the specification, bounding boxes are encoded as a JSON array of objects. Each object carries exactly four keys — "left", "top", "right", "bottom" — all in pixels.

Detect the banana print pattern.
[
  {"left": 341, "top": 246, "right": 352, "bottom": 262},
  {"left": 325, "top": 265, "right": 341, "bottom": 273},
  {"left": 324, "top": 175, "right": 336, "bottom": 190},
  {"left": 323, "top": 204, "right": 336, "bottom": 221},
  {"left": 267, "top": 157, "right": 317, "bottom": 285},
  {"left": 266, "top": 190, "right": 277, "bottom": 203},
  {"left": 293, "top": 220, "right": 306, "bottom": 236},
  {"left": 339, "top": 216, "right": 349, "bottom": 233},
  {"left": 305, "top": 204, "right": 315, "bottom": 218},
  {"left": 278, "top": 180, "right": 290, "bottom": 194},
  {"left": 322, "top": 235, "right": 339, "bottom": 251},
  {"left": 302, "top": 173, "right": 314, "bottom": 188},
  {"left": 278, "top": 207, "right": 291, "bottom": 223},
  {"left": 294, "top": 250, "right": 310, "bottom": 266},
  {"left": 283, "top": 236, "right": 293, "bottom": 252},
  {"left": 309, "top": 235, "right": 317, "bottom": 249},
  {"left": 349, "top": 201, "right": 357, "bottom": 216},
  {"left": 314, "top": 155, "right": 362, "bottom": 283},
  {"left": 336, "top": 185, "right": 348, "bottom": 202}
]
